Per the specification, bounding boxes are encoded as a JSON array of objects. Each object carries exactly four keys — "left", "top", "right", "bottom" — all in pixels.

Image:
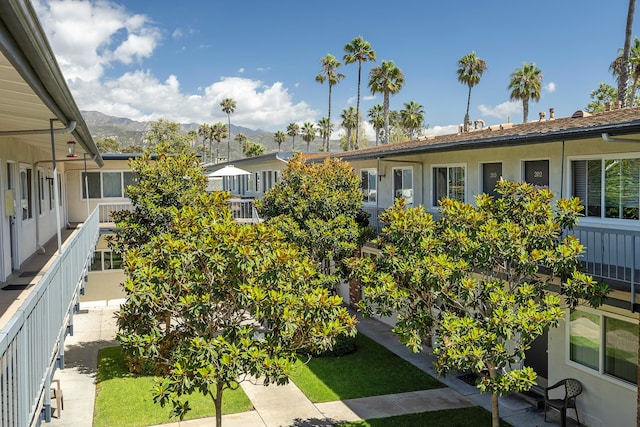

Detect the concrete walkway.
[{"left": 50, "top": 304, "right": 574, "bottom": 427}]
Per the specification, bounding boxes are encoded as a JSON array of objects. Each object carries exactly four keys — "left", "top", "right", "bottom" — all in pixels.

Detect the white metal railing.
[
  {"left": 98, "top": 202, "right": 133, "bottom": 223},
  {"left": 228, "top": 199, "right": 260, "bottom": 223},
  {"left": 0, "top": 208, "right": 99, "bottom": 426}
]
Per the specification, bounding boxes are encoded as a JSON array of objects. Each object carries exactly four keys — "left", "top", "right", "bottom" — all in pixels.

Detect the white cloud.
[
  {"left": 424, "top": 124, "right": 459, "bottom": 136},
  {"left": 172, "top": 28, "right": 183, "bottom": 39},
  {"left": 545, "top": 82, "right": 556, "bottom": 93},
  {"left": 33, "top": 0, "right": 318, "bottom": 131},
  {"left": 478, "top": 101, "right": 521, "bottom": 122},
  {"left": 238, "top": 68, "right": 245, "bottom": 73},
  {"left": 363, "top": 95, "right": 376, "bottom": 102}
]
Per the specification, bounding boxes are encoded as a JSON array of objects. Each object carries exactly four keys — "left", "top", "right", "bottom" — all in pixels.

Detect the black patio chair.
[{"left": 544, "top": 378, "right": 582, "bottom": 426}]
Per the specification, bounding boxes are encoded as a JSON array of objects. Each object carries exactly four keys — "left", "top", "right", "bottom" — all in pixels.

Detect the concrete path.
[{"left": 50, "top": 303, "right": 574, "bottom": 427}]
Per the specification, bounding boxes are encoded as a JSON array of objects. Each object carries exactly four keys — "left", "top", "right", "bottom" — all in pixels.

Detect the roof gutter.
[
  {"left": 601, "top": 132, "right": 640, "bottom": 143},
  {"left": 0, "top": 1, "right": 103, "bottom": 167}
]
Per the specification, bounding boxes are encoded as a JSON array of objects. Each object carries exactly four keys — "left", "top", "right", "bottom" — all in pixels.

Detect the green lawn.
[
  {"left": 289, "top": 333, "right": 444, "bottom": 402},
  {"left": 93, "top": 346, "right": 253, "bottom": 427},
  {"left": 337, "top": 407, "right": 512, "bottom": 427}
]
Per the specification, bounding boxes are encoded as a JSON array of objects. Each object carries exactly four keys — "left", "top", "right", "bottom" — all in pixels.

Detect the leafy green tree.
[
  {"left": 144, "top": 118, "right": 190, "bottom": 152},
  {"left": 220, "top": 98, "right": 236, "bottom": 160},
  {"left": 586, "top": 82, "right": 618, "bottom": 113},
  {"left": 211, "top": 122, "right": 228, "bottom": 162},
  {"left": 348, "top": 180, "right": 609, "bottom": 427},
  {"left": 316, "top": 54, "right": 345, "bottom": 152},
  {"left": 344, "top": 36, "right": 376, "bottom": 150},
  {"left": 368, "top": 60, "right": 404, "bottom": 144},
  {"left": 273, "top": 130, "right": 286, "bottom": 151},
  {"left": 301, "top": 121, "right": 317, "bottom": 152},
  {"left": 97, "top": 136, "right": 121, "bottom": 153},
  {"left": 508, "top": 62, "right": 543, "bottom": 123},
  {"left": 399, "top": 101, "right": 425, "bottom": 140},
  {"left": 243, "top": 141, "right": 266, "bottom": 157},
  {"left": 457, "top": 51, "right": 487, "bottom": 131},
  {"left": 286, "top": 122, "right": 300, "bottom": 151},
  {"left": 368, "top": 104, "right": 385, "bottom": 146},
  {"left": 113, "top": 153, "right": 356, "bottom": 427},
  {"left": 340, "top": 106, "right": 358, "bottom": 150},
  {"left": 256, "top": 153, "right": 370, "bottom": 277}
]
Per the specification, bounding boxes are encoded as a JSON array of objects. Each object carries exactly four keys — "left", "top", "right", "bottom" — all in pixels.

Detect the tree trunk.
[
  {"left": 327, "top": 84, "right": 333, "bottom": 152},
  {"left": 523, "top": 99, "right": 529, "bottom": 123},
  {"left": 618, "top": 0, "right": 636, "bottom": 107},
  {"left": 464, "top": 86, "right": 472, "bottom": 131},
  {"left": 487, "top": 364, "right": 500, "bottom": 427},
  {"left": 212, "top": 383, "right": 224, "bottom": 427},
  {"left": 355, "top": 61, "right": 362, "bottom": 149},
  {"left": 383, "top": 93, "right": 390, "bottom": 144}
]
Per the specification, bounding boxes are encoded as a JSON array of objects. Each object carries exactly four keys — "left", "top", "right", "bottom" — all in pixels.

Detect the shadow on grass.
[{"left": 292, "top": 333, "right": 443, "bottom": 402}]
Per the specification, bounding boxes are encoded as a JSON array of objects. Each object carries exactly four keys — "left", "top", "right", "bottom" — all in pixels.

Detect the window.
[
  {"left": 38, "top": 170, "right": 44, "bottom": 215},
  {"left": 433, "top": 165, "right": 465, "bottom": 206},
  {"left": 20, "top": 167, "right": 32, "bottom": 220},
  {"left": 82, "top": 171, "right": 136, "bottom": 199},
  {"left": 254, "top": 172, "right": 260, "bottom": 192},
  {"left": 91, "top": 251, "right": 123, "bottom": 271},
  {"left": 48, "top": 173, "right": 55, "bottom": 210},
  {"left": 361, "top": 169, "right": 377, "bottom": 203},
  {"left": 482, "top": 162, "right": 502, "bottom": 198},
  {"left": 570, "top": 309, "right": 638, "bottom": 384},
  {"left": 393, "top": 168, "right": 413, "bottom": 205},
  {"left": 572, "top": 157, "right": 639, "bottom": 220}
]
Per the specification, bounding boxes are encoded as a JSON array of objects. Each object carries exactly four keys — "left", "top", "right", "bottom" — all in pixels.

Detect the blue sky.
[{"left": 34, "top": 0, "right": 637, "bottom": 138}]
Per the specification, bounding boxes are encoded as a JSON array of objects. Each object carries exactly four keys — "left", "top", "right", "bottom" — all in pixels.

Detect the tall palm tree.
[
  {"left": 286, "top": 122, "right": 300, "bottom": 151},
  {"left": 220, "top": 97, "right": 236, "bottom": 159},
  {"left": 317, "top": 117, "right": 331, "bottom": 150},
  {"left": 400, "top": 101, "right": 425, "bottom": 140},
  {"left": 457, "top": 51, "right": 487, "bottom": 131},
  {"left": 368, "top": 60, "right": 405, "bottom": 144},
  {"left": 508, "top": 62, "right": 543, "bottom": 123},
  {"left": 315, "top": 54, "right": 345, "bottom": 152},
  {"left": 197, "top": 123, "right": 213, "bottom": 163},
  {"left": 211, "top": 122, "right": 228, "bottom": 162},
  {"left": 273, "top": 130, "right": 286, "bottom": 152},
  {"left": 368, "top": 104, "right": 385, "bottom": 146},
  {"left": 344, "top": 36, "right": 376, "bottom": 150},
  {"left": 340, "top": 107, "right": 358, "bottom": 151},
  {"left": 234, "top": 132, "right": 247, "bottom": 158},
  {"left": 301, "top": 122, "right": 317, "bottom": 153},
  {"left": 611, "top": 36, "right": 640, "bottom": 106},
  {"left": 618, "top": 0, "right": 636, "bottom": 107}
]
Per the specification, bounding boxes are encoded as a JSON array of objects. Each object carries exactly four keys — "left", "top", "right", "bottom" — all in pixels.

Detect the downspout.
[{"left": 560, "top": 140, "right": 565, "bottom": 199}]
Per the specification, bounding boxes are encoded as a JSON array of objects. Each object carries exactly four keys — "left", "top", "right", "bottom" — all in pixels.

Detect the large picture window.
[
  {"left": 570, "top": 309, "right": 637, "bottom": 384},
  {"left": 361, "top": 169, "right": 377, "bottom": 203},
  {"left": 572, "top": 157, "right": 639, "bottom": 220},
  {"left": 393, "top": 167, "right": 413, "bottom": 205},
  {"left": 433, "top": 165, "right": 465, "bottom": 206}
]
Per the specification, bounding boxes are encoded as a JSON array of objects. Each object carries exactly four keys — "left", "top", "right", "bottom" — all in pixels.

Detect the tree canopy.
[{"left": 347, "top": 180, "right": 608, "bottom": 427}]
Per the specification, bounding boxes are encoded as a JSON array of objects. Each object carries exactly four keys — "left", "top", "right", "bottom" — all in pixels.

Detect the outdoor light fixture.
[{"left": 66, "top": 140, "right": 77, "bottom": 158}]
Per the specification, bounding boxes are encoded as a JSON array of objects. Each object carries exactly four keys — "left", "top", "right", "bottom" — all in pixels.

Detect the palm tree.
[
  {"left": 368, "top": 104, "right": 385, "bottom": 146},
  {"left": 315, "top": 54, "right": 345, "bottom": 152},
  {"left": 618, "top": 0, "right": 636, "bottom": 107},
  {"left": 286, "top": 122, "right": 300, "bottom": 151},
  {"left": 317, "top": 117, "right": 331, "bottom": 150},
  {"left": 344, "top": 36, "right": 376, "bottom": 150},
  {"left": 457, "top": 51, "right": 487, "bottom": 131},
  {"left": 611, "top": 36, "right": 640, "bottom": 106},
  {"left": 340, "top": 107, "right": 358, "bottom": 151},
  {"left": 234, "top": 132, "right": 247, "bottom": 158},
  {"left": 220, "top": 97, "right": 236, "bottom": 159},
  {"left": 400, "top": 101, "right": 425, "bottom": 140},
  {"left": 273, "top": 130, "right": 286, "bottom": 152},
  {"left": 211, "top": 122, "right": 228, "bottom": 162},
  {"left": 197, "top": 123, "right": 213, "bottom": 163},
  {"left": 368, "top": 60, "right": 404, "bottom": 144},
  {"left": 301, "top": 122, "right": 317, "bottom": 153},
  {"left": 508, "top": 62, "right": 543, "bottom": 123}
]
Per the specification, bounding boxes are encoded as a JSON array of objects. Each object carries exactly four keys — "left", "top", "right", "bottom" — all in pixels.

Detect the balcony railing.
[
  {"left": 98, "top": 199, "right": 261, "bottom": 225},
  {"left": 0, "top": 208, "right": 99, "bottom": 426}
]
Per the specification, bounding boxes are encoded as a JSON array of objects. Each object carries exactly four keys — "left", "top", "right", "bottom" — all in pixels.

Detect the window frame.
[
  {"left": 19, "top": 164, "right": 33, "bottom": 222},
  {"left": 431, "top": 163, "right": 466, "bottom": 207},
  {"left": 569, "top": 153, "right": 640, "bottom": 223},
  {"left": 81, "top": 170, "right": 135, "bottom": 200},
  {"left": 567, "top": 307, "right": 638, "bottom": 388},
  {"left": 360, "top": 168, "right": 377, "bottom": 204},
  {"left": 392, "top": 166, "right": 414, "bottom": 206}
]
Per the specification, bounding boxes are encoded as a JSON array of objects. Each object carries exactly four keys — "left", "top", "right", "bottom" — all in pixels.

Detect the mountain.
[{"left": 81, "top": 110, "right": 288, "bottom": 154}]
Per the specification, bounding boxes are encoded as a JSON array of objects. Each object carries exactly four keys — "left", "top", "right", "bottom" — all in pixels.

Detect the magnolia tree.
[
  {"left": 256, "top": 153, "right": 372, "bottom": 277},
  {"left": 347, "top": 180, "right": 609, "bottom": 427},
  {"left": 112, "top": 152, "right": 356, "bottom": 427}
]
